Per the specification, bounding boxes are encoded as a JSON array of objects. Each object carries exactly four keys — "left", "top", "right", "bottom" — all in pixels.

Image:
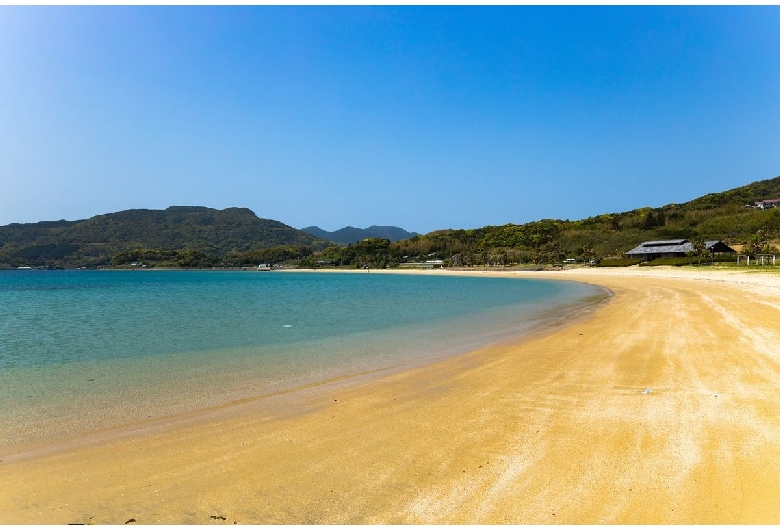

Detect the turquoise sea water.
[{"left": 0, "top": 270, "right": 606, "bottom": 450}]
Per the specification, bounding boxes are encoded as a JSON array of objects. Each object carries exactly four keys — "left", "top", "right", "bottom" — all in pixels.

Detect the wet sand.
[{"left": 2, "top": 267, "right": 780, "bottom": 524}]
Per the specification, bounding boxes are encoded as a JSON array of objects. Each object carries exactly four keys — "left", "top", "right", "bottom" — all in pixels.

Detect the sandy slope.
[{"left": 2, "top": 267, "right": 780, "bottom": 524}]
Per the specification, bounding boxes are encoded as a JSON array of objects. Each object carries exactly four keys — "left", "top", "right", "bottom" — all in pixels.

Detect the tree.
[
  {"left": 583, "top": 244, "right": 597, "bottom": 264},
  {"left": 745, "top": 228, "right": 773, "bottom": 257},
  {"left": 687, "top": 237, "right": 707, "bottom": 265}
]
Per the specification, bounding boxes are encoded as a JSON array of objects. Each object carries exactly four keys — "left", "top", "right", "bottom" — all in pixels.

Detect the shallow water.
[{"left": 0, "top": 270, "right": 605, "bottom": 450}]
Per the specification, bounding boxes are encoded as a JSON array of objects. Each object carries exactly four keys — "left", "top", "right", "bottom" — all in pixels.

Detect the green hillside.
[
  {"left": 3, "top": 175, "right": 779, "bottom": 270},
  {"left": 0, "top": 206, "right": 328, "bottom": 269},
  {"left": 301, "top": 225, "right": 420, "bottom": 245},
  {"left": 309, "top": 175, "right": 780, "bottom": 269}
]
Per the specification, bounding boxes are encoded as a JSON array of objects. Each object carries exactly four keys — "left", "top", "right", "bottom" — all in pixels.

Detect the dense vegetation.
[
  {"left": 2, "top": 175, "right": 780, "bottom": 270},
  {"left": 300, "top": 225, "right": 420, "bottom": 245},
  {"left": 0, "top": 206, "right": 327, "bottom": 269},
  {"left": 310, "top": 175, "right": 780, "bottom": 269}
]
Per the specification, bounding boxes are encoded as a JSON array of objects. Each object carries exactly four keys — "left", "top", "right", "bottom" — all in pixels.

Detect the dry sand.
[{"left": 2, "top": 266, "right": 780, "bottom": 524}]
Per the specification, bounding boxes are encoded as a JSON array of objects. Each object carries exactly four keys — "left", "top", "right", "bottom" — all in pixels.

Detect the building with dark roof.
[
  {"left": 625, "top": 239, "right": 736, "bottom": 261},
  {"left": 755, "top": 199, "right": 780, "bottom": 209}
]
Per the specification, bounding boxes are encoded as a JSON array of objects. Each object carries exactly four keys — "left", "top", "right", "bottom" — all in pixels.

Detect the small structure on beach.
[
  {"left": 737, "top": 254, "right": 777, "bottom": 266},
  {"left": 624, "top": 239, "right": 736, "bottom": 261},
  {"left": 399, "top": 259, "right": 444, "bottom": 270}
]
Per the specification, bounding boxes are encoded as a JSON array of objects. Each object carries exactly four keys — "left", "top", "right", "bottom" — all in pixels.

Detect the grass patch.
[
  {"left": 596, "top": 258, "right": 641, "bottom": 267},
  {"left": 640, "top": 257, "right": 710, "bottom": 266}
]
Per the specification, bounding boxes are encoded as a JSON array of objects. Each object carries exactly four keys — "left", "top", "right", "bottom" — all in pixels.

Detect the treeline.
[
  {"left": 4, "top": 175, "right": 780, "bottom": 270},
  {"left": 301, "top": 176, "right": 780, "bottom": 269},
  {"left": 111, "top": 245, "right": 315, "bottom": 268},
  {"left": 0, "top": 206, "right": 328, "bottom": 269},
  {"left": 7, "top": 206, "right": 780, "bottom": 270}
]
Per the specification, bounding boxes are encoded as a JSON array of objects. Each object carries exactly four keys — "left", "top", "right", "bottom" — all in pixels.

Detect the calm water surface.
[{"left": 0, "top": 270, "right": 606, "bottom": 450}]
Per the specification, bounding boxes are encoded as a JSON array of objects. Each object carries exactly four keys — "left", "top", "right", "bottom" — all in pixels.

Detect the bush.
[
  {"left": 596, "top": 258, "right": 641, "bottom": 267},
  {"left": 639, "top": 257, "right": 709, "bottom": 267}
]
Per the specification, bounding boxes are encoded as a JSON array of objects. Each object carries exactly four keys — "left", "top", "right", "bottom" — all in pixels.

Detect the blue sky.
[{"left": 2, "top": 6, "right": 779, "bottom": 234}]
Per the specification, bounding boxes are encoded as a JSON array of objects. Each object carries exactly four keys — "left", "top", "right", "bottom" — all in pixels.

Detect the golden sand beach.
[{"left": 2, "top": 267, "right": 780, "bottom": 524}]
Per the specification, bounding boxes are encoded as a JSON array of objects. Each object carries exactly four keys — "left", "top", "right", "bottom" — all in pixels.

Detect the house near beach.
[{"left": 624, "top": 239, "right": 736, "bottom": 262}]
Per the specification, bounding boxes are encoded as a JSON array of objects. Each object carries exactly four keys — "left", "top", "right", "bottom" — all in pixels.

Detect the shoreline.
[
  {"left": 0, "top": 271, "right": 609, "bottom": 461},
  {"left": 3, "top": 267, "right": 780, "bottom": 523}
]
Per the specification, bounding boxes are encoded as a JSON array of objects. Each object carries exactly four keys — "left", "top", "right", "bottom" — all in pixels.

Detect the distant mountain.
[
  {"left": 0, "top": 206, "right": 328, "bottom": 268},
  {"left": 300, "top": 225, "right": 420, "bottom": 245}
]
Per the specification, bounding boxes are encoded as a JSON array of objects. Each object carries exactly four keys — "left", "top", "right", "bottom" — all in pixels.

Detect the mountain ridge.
[
  {"left": 0, "top": 206, "right": 328, "bottom": 268},
  {"left": 300, "top": 225, "right": 420, "bottom": 245},
  {"left": 2, "top": 174, "right": 780, "bottom": 269}
]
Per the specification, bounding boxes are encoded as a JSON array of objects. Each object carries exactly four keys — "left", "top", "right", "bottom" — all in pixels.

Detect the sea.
[{"left": 0, "top": 269, "right": 607, "bottom": 451}]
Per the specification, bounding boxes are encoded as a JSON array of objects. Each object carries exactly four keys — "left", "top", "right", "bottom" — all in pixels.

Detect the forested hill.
[
  {"left": 382, "top": 174, "right": 780, "bottom": 266},
  {"left": 0, "top": 206, "right": 328, "bottom": 268},
  {"left": 679, "top": 176, "right": 780, "bottom": 210},
  {"left": 301, "top": 225, "right": 419, "bottom": 245},
  {"left": 4, "top": 174, "right": 780, "bottom": 270}
]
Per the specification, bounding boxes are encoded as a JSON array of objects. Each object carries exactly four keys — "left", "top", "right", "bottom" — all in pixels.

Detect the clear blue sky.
[{"left": 2, "top": 6, "right": 779, "bottom": 234}]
